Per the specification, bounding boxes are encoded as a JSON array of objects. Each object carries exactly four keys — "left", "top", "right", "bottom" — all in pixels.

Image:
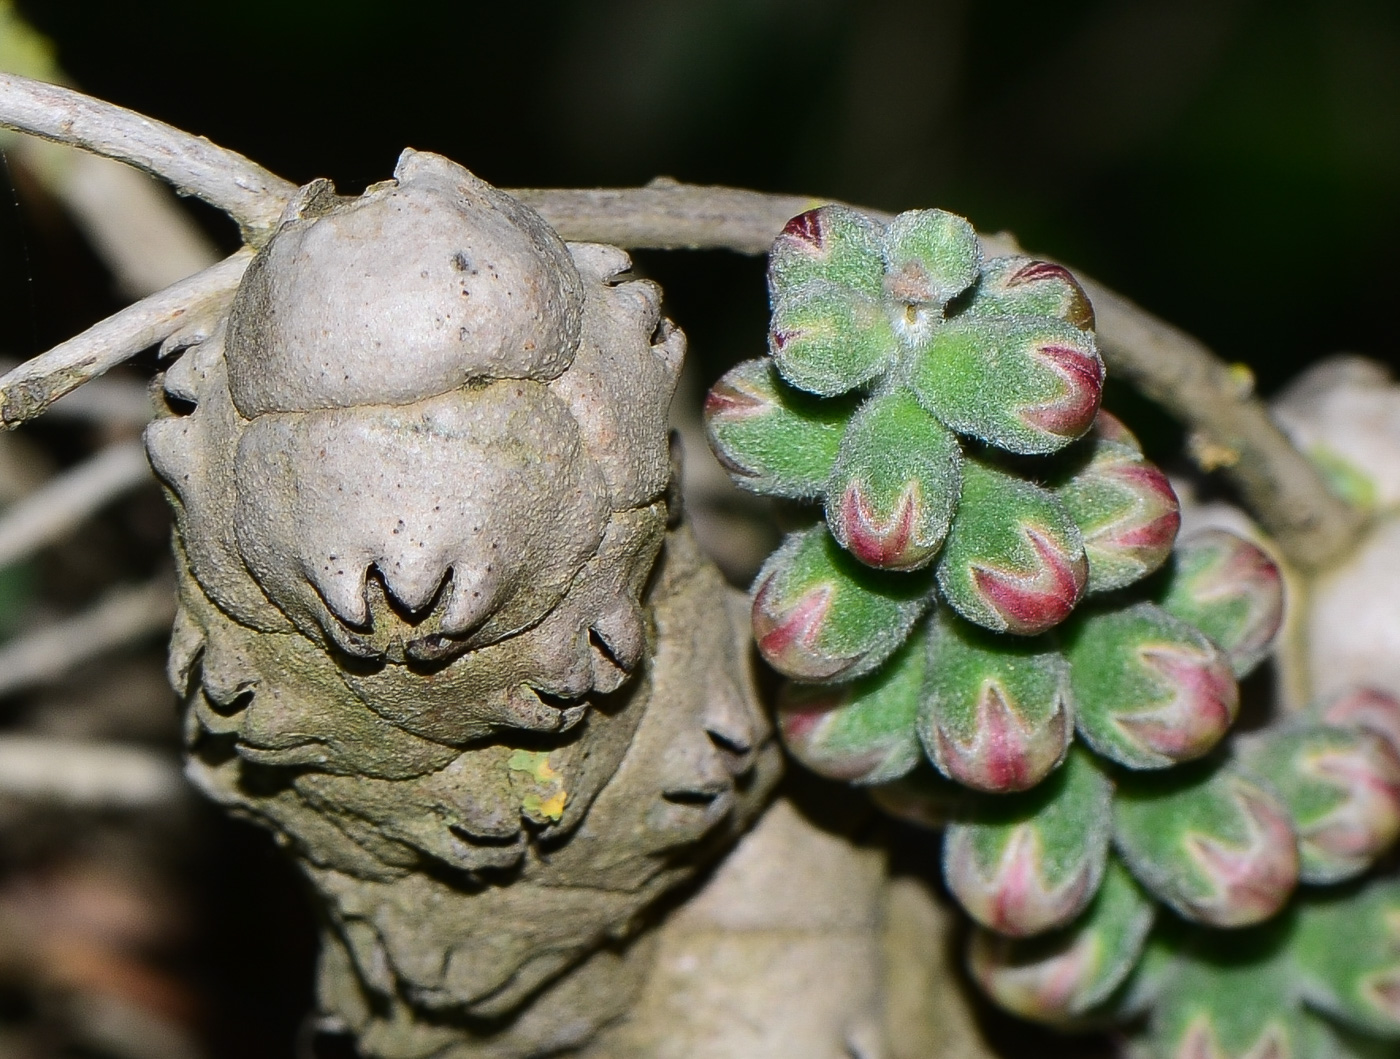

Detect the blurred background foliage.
[{"left": 0, "top": 2, "right": 1394, "bottom": 1057}]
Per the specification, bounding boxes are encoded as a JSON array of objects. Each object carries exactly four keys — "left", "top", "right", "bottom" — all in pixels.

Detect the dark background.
[{"left": 2, "top": 1, "right": 1398, "bottom": 1056}]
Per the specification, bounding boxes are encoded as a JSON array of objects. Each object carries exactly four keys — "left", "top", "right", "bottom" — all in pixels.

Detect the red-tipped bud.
[
  {"left": 703, "top": 358, "right": 857, "bottom": 498},
  {"left": 1157, "top": 530, "right": 1285, "bottom": 679},
  {"left": 751, "top": 526, "right": 933, "bottom": 682},
  {"left": 824, "top": 388, "right": 961, "bottom": 571},
  {"left": 768, "top": 205, "right": 887, "bottom": 301},
  {"left": 1316, "top": 687, "right": 1400, "bottom": 760},
  {"left": 768, "top": 280, "right": 898, "bottom": 397},
  {"left": 1238, "top": 724, "right": 1400, "bottom": 884},
  {"left": 1114, "top": 764, "right": 1299, "bottom": 928},
  {"left": 919, "top": 610, "right": 1071, "bottom": 793},
  {"left": 1053, "top": 421, "right": 1181, "bottom": 593},
  {"left": 1067, "top": 602, "right": 1239, "bottom": 770},
  {"left": 936, "top": 460, "right": 1087, "bottom": 636},
  {"left": 911, "top": 316, "right": 1103, "bottom": 455},
  {"left": 777, "top": 630, "right": 927, "bottom": 785},
  {"left": 961, "top": 256, "right": 1096, "bottom": 331},
  {"left": 968, "top": 858, "right": 1155, "bottom": 1024},
  {"left": 943, "top": 748, "right": 1113, "bottom": 936}
]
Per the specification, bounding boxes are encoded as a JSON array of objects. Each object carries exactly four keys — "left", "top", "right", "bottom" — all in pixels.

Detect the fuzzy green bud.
[
  {"left": 1156, "top": 530, "right": 1285, "bottom": 679},
  {"left": 767, "top": 206, "right": 886, "bottom": 300},
  {"left": 1292, "top": 882, "right": 1400, "bottom": 1039},
  {"left": 880, "top": 208, "right": 980, "bottom": 307},
  {"left": 824, "top": 387, "right": 961, "bottom": 571},
  {"left": 918, "top": 609, "right": 1071, "bottom": 793},
  {"left": 1237, "top": 724, "right": 1400, "bottom": 884},
  {"left": 703, "top": 358, "right": 856, "bottom": 498},
  {"left": 777, "top": 629, "right": 926, "bottom": 785},
  {"left": 936, "top": 459, "right": 1087, "bottom": 636},
  {"left": 1114, "top": 763, "right": 1299, "bottom": 928},
  {"left": 1149, "top": 921, "right": 1306, "bottom": 1059},
  {"left": 1052, "top": 417, "right": 1181, "bottom": 593},
  {"left": 910, "top": 315, "right": 1104, "bottom": 455},
  {"left": 750, "top": 525, "right": 932, "bottom": 682},
  {"left": 967, "top": 856, "right": 1155, "bottom": 1024},
  {"left": 1066, "top": 602, "right": 1239, "bottom": 770},
  {"left": 943, "top": 747, "right": 1113, "bottom": 937},
  {"left": 769, "top": 280, "right": 898, "bottom": 396}
]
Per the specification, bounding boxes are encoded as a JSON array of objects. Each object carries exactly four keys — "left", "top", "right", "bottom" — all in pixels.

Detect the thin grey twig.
[
  {"left": 0, "top": 441, "right": 150, "bottom": 568},
  {"left": 0, "top": 359, "right": 153, "bottom": 428},
  {"left": 0, "top": 577, "right": 177, "bottom": 700},
  {"left": 512, "top": 183, "right": 1365, "bottom": 570},
  {"left": 0, "top": 72, "right": 296, "bottom": 242},
  {"left": 0, "top": 248, "right": 250, "bottom": 427},
  {"left": 0, "top": 734, "right": 184, "bottom": 808},
  {"left": 1084, "top": 284, "right": 1366, "bottom": 569}
]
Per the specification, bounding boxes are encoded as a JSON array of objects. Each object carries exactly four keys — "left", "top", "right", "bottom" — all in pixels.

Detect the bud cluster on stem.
[{"left": 709, "top": 203, "right": 1400, "bottom": 1058}]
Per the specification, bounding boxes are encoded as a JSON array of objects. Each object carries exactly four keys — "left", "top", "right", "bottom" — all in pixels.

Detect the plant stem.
[
  {"left": 0, "top": 72, "right": 295, "bottom": 242},
  {"left": 0, "top": 248, "right": 251, "bottom": 427},
  {"left": 511, "top": 183, "right": 1366, "bottom": 571},
  {"left": 0, "top": 70, "right": 1362, "bottom": 569}
]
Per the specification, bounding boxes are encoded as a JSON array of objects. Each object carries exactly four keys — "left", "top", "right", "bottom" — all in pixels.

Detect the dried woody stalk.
[{"left": 0, "top": 71, "right": 1357, "bottom": 570}]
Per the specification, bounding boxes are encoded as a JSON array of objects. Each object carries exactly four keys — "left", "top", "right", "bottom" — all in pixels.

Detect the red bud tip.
[
  {"left": 970, "top": 526, "right": 1087, "bottom": 636},
  {"left": 1114, "top": 646, "right": 1239, "bottom": 763},
  {"left": 1182, "top": 784, "right": 1299, "bottom": 927},
  {"left": 751, "top": 576, "right": 859, "bottom": 681},
  {"left": 932, "top": 683, "right": 1069, "bottom": 793},
  {"left": 838, "top": 479, "right": 926, "bottom": 570},
  {"left": 1018, "top": 343, "right": 1104, "bottom": 440}
]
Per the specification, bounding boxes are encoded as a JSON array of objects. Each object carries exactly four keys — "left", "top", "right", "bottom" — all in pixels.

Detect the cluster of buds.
[
  {"left": 705, "top": 204, "right": 1280, "bottom": 799},
  {"left": 708, "top": 204, "right": 1400, "bottom": 1056},
  {"left": 883, "top": 688, "right": 1400, "bottom": 1057}
]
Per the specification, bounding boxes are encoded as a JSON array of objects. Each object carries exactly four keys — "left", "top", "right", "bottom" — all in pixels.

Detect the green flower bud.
[
  {"left": 767, "top": 206, "right": 886, "bottom": 300},
  {"left": 936, "top": 459, "right": 1087, "bottom": 636},
  {"left": 1316, "top": 687, "right": 1400, "bottom": 761},
  {"left": 967, "top": 857, "right": 1155, "bottom": 1024},
  {"left": 1237, "top": 724, "right": 1400, "bottom": 884},
  {"left": 1114, "top": 763, "right": 1299, "bottom": 928},
  {"left": 957, "top": 256, "right": 1096, "bottom": 331},
  {"left": 880, "top": 208, "right": 980, "bottom": 308},
  {"left": 1149, "top": 920, "right": 1305, "bottom": 1059},
  {"left": 777, "top": 628, "right": 927, "bottom": 784},
  {"left": 769, "top": 280, "right": 898, "bottom": 396},
  {"left": 1292, "top": 882, "right": 1400, "bottom": 1039},
  {"left": 910, "top": 315, "right": 1104, "bottom": 454},
  {"left": 703, "top": 358, "right": 856, "bottom": 497},
  {"left": 750, "top": 525, "right": 933, "bottom": 682},
  {"left": 918, "top": 608, "right": 1072, "bottom": 793},
  {"left": 1052, "top": 418, "right": 1181, "bottom": 593},
  {"left": 1156, "top": 530, "right": 1285, "bottom": 679},
  {"left": 867, "top": 765, "right": 968, "bottom": 830},
  {"left": 1066, "top": 602, "right": 1239, "bottom": 770},
  {"left": 824, "top": 387, "right": 961, "bottom": 571},
  {"left": 943, "top": 747, "right": 1113, "bottom": 937}
]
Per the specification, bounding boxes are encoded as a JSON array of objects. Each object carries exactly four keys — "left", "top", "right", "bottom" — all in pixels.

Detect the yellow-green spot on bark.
[{"left": 508, "top": 749, "right": 568, "bottom": 823}]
